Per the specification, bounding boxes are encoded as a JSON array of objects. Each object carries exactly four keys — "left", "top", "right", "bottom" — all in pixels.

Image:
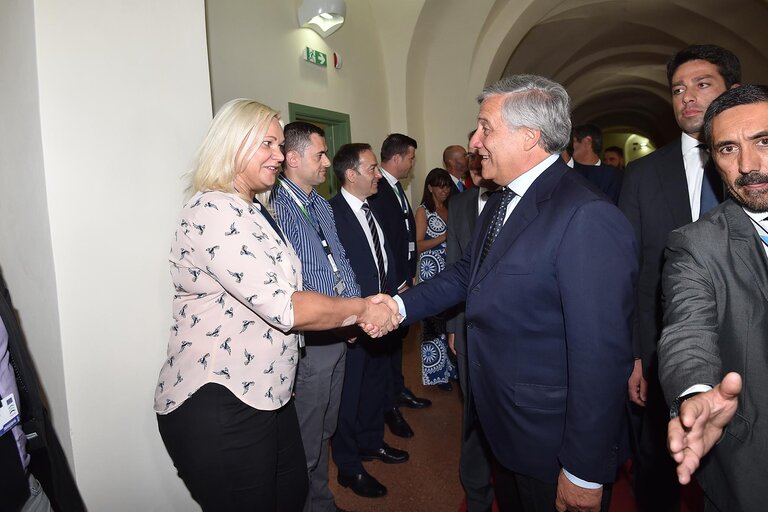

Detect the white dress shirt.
[
  {"left": 340, "top": 187, "right": 389, "bottom": 273},
  {"left": 682, "top": 132, "right": 708, "bottom": 222}
]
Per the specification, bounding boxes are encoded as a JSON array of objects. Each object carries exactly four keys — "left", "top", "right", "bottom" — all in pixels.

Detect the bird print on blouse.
[{"left": 154, "top": 190, "right": 303, "bottom": 415}]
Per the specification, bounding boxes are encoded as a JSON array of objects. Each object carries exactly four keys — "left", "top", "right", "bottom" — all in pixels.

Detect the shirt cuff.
[
  {"left": 392, "top": 295, "right": 407, "bottom": 322},
  {"left": 562, "top": 468, "right": 602, "bottom": 489},
  {"left": 680, "top": 384, "right": 713, "bottom": 396}
]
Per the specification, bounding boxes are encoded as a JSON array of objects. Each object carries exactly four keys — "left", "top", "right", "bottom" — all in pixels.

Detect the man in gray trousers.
[{"left": 272, "top": 121, "right": 361, "bottom": 512}]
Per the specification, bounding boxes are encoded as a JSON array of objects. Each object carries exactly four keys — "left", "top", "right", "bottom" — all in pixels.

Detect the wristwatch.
[{"left": 670, "top": 391, "right": 701, "bottom": 419}]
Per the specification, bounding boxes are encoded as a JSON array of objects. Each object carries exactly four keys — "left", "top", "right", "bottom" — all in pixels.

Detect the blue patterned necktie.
[
  {"left": 457, "top": 180, "right": 465, "bottom": 192},
  {"left": 480, "top": 187, "right": 514, "bottom": 265},
  {"left": 698, "top": 144, "right": 720, "bottom": 215}
]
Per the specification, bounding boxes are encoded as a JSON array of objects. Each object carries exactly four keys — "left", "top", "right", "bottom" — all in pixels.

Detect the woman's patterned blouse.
[{"left": 154, "top": 190, "right": 303, "bottom": 413}]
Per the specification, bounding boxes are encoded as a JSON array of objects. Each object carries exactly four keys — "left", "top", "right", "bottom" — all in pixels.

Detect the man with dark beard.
[{"left": 658, "top": 84, "right": 768, "bottom": 512}]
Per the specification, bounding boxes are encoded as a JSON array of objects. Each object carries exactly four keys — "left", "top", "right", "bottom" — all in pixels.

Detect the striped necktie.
[
  {"left": 362, "top": 203, "right": 387, "bottom": 293},
  {"left": 480, "top": 187, "right": 514, "bottom": 265}
]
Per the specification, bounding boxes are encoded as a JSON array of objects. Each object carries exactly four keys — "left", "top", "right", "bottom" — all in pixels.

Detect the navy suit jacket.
[
  {"left": 329, "top": 192, "right": 398, "bottom": 297},
  {"left": 400, "top": 158, "right": 637, "bottom": 483},
  {"left": 368, "top": 178, "right": 416, "bottom": 287},
  {"left": 618, "top": 139, "right": 690, "bottom": 370},
  {"left": 573, "top": 162, "right": 623, "bottom": 204},
  {"left": 619, "top": 138, "right": 725, "bottom": 371}
]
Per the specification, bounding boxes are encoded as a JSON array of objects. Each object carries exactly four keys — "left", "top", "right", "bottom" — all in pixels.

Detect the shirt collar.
[
  {"left": 742, "top": 206, "right": 768, "bottom": 226},
  {"left": 379, "top": 167, "right": 399, "bottom": 187},
  {"left": 681, "top": 132, "right": 701, "bottom": 154},
  {"left": 279, "top": 175, "right": 315, "bottom": 204},
  {"left": 505, "top": 154, "right": 560, "bottom": 198},
  {"left": 340, "top": 186, "right": 366, "bottom": 211}
]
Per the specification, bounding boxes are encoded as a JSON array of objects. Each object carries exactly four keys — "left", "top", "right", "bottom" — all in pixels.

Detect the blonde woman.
[{"left": 154, "top": 99, "right": 397, "bottom": 511}]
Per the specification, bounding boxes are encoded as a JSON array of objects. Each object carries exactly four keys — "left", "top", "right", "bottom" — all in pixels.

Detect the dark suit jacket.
[
  {"left": 368, "top": 177, "right": 416, "bottom": 287},
  {"left": 658, "top": 200, "right": 768, "bottom": 512},
  {"left": 445, "top": 187, "right": 479, "bottom": 421},
  {"left": 618, "top": 139, "right": 690, "bottom": 371},
  {"left": 401, "top": 158, "right": 637, "bottom": 483},
  {"left": 573, "top": 162, "right": 623, "bottom": 204},
  {"left": 329, "top": 192, "right": 398, "bottom": 297},
  {"left": 449, "top": 177, "right": 464, "bottom": 197},
  {"left": 0, "top": 272, "right": 85, "bottom": 512}
]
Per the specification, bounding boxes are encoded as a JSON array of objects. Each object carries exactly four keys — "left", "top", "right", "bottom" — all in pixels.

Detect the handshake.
[{"left": 357, "top": 294, "right": 402, "bottom": 338}]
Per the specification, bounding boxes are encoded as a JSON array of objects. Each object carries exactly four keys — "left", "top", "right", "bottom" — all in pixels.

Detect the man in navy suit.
[
  {"left": 618, "top": 44, "right": 740, "bottom": 511},
  {"left": 572, "top": 124, "right": 623, "bottom": 203},
  {"left": 385, "top": 75, "right": 637, "bottom": 512},
  {"left": 368, "top": 134, "right": 431, "bottom": 440},
  {"left": 329, "top": 143, "right": 409, "bottom": 499}
]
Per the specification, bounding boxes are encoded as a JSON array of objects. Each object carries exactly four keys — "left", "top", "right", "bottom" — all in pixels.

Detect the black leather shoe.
[
  {"left": 337, "top": 470, "right": 387, "bottom": 498},
  {"left": 359, "top": 442, "right": 410, "bottom": 464},
  {"left": 396, "top": 388, "right": 432, "bottom": 409},
  {"left": 384, "top": 407, "right": 414, "bottom": 438}
]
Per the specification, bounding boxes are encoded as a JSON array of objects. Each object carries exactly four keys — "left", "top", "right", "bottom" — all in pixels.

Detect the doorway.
[{"left": 288, "top": 103, "right": 351, "bottom": 198}]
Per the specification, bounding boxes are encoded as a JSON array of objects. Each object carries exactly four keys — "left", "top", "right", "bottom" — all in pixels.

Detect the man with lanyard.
[
  {"left": 368, "top": 133, "right": 431, "bottom": 440},
  {"left": 272, "top": 122, "right": 360, "bottom": 512}
]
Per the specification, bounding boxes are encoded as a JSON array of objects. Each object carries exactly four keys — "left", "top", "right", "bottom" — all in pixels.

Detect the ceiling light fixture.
[{"left": 298, "top": 0, "right": 346, "bottom": 38}]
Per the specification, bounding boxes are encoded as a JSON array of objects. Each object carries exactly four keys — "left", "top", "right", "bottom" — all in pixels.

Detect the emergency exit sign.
[{"left": 303, "top": 47, "right": 327, "bottom": 67}]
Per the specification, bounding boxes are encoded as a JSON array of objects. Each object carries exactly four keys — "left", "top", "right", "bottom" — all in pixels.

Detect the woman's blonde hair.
[{"left": 190, "top": 98, "right": 279, "bottom": 194}]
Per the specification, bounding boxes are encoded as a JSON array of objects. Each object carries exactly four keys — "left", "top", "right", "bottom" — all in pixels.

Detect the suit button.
[{"left": 467, "top": 322, "right": 474, "bottom": 329}]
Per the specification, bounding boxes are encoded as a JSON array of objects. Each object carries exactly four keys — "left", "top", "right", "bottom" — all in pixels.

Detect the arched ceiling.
[{"left": 499, "top": 0, "right": 768, "bottom": 146}]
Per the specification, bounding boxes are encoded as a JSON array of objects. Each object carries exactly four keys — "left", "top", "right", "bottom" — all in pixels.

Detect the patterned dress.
[{"left": 417, "top": 205, "right": 458, "bottom": 385}]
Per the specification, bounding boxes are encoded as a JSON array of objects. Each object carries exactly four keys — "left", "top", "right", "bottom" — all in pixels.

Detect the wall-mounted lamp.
[{"left": 298, "top": 0, "right": 346, "bottom": 38}]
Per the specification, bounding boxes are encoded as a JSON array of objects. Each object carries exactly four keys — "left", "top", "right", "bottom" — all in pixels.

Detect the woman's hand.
[{"left": 358, "top": 294, "right": 402, "bottom": 337}]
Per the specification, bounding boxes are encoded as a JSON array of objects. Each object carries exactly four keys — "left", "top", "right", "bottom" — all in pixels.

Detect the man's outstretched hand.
[{"left": 667, "top": 372, "right": 742, "bottom": 484}]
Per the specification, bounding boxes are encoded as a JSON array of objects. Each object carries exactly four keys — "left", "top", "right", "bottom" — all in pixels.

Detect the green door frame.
[{"left": 288, "top": 102, "right": 351, "bottom": 198}]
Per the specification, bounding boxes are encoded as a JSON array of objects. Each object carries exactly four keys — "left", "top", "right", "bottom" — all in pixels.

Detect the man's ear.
[
  {"left": 730, "top": 83, "right": 741, "bottom": 90},
  {"left": 285, "top": 149, "right": 301, "bottom": 168},
  {"left": 345, "top": 168, "right": 357, "bottom": 183},
  {"left": 523, "top": 127, "right": 541, "bottom": 151}
]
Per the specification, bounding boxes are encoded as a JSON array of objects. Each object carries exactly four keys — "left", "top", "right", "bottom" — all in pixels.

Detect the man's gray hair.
[{"left": 477, "top": 75, "right": 572, "bottom": 154}]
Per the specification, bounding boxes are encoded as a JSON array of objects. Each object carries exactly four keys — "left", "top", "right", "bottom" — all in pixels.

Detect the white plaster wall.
[
  {"left": 31, "top": 0, "right": 212, "bottom": 509},
  {"left": 0, "top": 0, "right": 72, "bottom": 460},
  {"left": 206, "top": 0, "right": 391, "bottom": 157},
  {"left": 406, "top": 0, "right": 499, "bottom": 203}
]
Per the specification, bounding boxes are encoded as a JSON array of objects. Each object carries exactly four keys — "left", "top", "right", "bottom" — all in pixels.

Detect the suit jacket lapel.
[
  {"left": 726, "top": 201, "right": 768, "bottom": 302},
  {"left": 657, "top": 139, "right": 693, "bottom": 226},
  {"left": 470, "top": 163, "right": 562, "bottom": 284}
]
